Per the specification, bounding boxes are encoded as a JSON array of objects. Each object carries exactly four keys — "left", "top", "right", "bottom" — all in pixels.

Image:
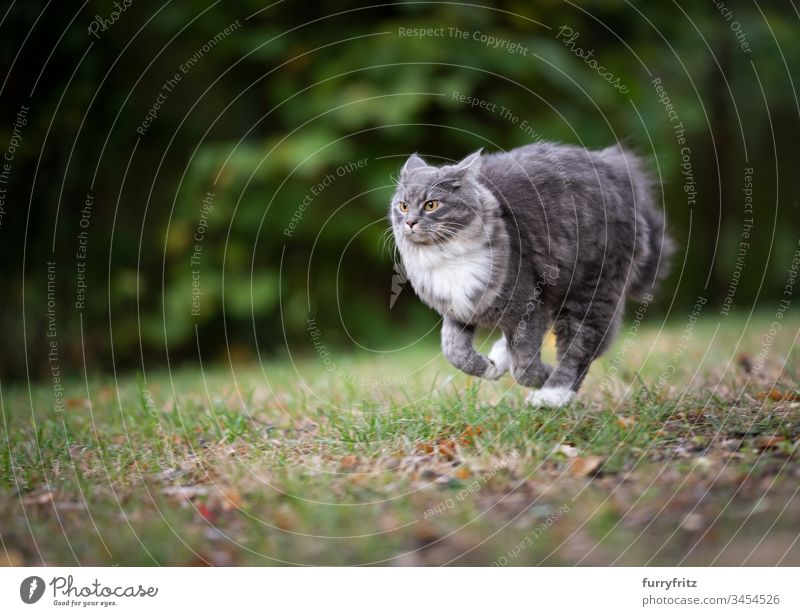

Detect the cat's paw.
[
  {"left": 482, "top": 358, "right": 506, "bottom": 380},
  {"left": 487, "top": 336, "right": 510, "bottom": 373},
  {"left": 525, "top": 386, "right": 575, "bottom": 408}
]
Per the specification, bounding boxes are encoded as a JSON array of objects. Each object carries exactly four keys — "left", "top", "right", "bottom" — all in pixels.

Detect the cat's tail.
[
  {"left": 629, "top": 202, "right": 674, "bottom": 301},
  {"left": 616, "top": 147, "right": 675, "bottom": 301}
]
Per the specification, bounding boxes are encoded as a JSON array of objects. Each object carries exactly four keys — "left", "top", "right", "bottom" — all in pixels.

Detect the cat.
[{"left": 390, "top": 142, "right": 673, "bottom": 407}]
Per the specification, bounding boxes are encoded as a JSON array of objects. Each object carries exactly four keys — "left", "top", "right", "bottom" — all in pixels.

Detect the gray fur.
[{"left": 390, "top": 141, "right": 673, "bottom": 398}]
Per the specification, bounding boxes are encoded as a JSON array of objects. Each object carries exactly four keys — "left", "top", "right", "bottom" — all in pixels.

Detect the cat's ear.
[
  {"left": 401, "top": 154, "right": 427, "bottom": 175},
  {"left": 453, "top": 148, "right": 483, "bottom": 177}
]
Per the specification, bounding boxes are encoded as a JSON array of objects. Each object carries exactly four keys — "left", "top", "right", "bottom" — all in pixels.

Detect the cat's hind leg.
[
  {"left": 527, "top": 297, "right": 623, "bottom": 407},
  {"left": 505, "top": 314, "right": 552, "bottom": 390}
]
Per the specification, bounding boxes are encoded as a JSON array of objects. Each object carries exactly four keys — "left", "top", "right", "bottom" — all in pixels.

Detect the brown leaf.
[
  {"left": 340, "top": 455, "right": 358, "bottom": 469},
  {"left": 415, "top": 442, "right": 435, "bottom": 455},
  {"left": 454, "top": 467, "right": 471, "bottom": 480},
  {"left": 755, "top": 435, "right": 786, "bottom": 449},
  {"left": 437, "top": 438, "right": 457, "bottom": 461},
  {"left": 459, "top": 425, "right": 484, "bottom": 445},
  {"left": 461, "top": 425, "right": 482, "bottom": 437},
  {"left": 756, "top": 389, "right": 800, "bottom": 402},
  {"left": 615, "top": 416, "right": 635, "bottom": 429},
  {"left": 569, "top": 456, "right": 603, "bottom": 478},
  {"left": 273, "top": 507, "right": 296, "bottom": 531},
  {"left": 417, "top": 436, "right": 459, "bottom": 460},
  {"left": 219, "top": 488, "right": 243, "bottom": 511}
]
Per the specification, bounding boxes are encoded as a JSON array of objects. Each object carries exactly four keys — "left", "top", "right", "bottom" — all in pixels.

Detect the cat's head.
[{"left": 390, "top": 150, "right": 488, "bottom": 246}]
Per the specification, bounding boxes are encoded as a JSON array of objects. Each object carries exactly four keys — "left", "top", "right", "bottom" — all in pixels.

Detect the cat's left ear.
[{"left": 453, "top": 148, "right": 483, "bottom": 177}]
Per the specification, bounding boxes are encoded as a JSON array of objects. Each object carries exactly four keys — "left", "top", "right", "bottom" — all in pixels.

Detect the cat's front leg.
[{"left": 441, "top": 317, "right": 505, "bottom": 379}]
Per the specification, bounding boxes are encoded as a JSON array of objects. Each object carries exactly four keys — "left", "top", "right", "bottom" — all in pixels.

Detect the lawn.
[{"left": 2, "top": 313, "right": 799, "bottom": 566}]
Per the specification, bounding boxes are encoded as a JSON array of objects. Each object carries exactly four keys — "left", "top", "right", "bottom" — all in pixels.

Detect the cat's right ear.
[{"left": 401, "top": 154, "right": 427, "bottom": 176}]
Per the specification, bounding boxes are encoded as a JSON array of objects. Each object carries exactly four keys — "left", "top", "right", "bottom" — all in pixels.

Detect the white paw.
[
  {"left": 483, "top": 359, "right": 506, "bottom": 380},
  {"left": 526, "top": 386, "right": 575, "bottom": 408},
  {"left": 487, "top": 336, "right": 510, "bottom": 373}
]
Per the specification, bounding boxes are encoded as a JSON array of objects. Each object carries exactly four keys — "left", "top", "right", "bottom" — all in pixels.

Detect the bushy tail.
[
  {"left": 630, "top": 202, "right": 674, "bottom": 300},
  {"left": 626, "top": 152, "right": 675, "bottom": 301},
  {"left": 601, "top": 145, "right": 674, "bottom": 301}
]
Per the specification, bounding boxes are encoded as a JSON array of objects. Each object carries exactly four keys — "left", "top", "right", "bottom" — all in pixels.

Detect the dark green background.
[{"left": 1, "top": 0, "right": 798, "bottom": 380}]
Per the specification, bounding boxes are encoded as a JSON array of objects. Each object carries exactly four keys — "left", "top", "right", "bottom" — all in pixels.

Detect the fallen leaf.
[
  {"left": 616, "top": 416, "right": 635, "bottom": 429},
  {"left": 569, "top": 456, "right": 603, "bottom": 478},
  {"left": 417, "top": 437, "right": 459, "bottom": 460},
  {"left": 273, "top": 507, "right": 296, "bottom": 531},
  {"left": 454, "top": 467, "right": 471, "bottom": 480},
  {"left": 459, "top": 425, "right": 483, "bottom": 445},
  {"left": 437, "top": 438, "right": 457, "bottom": 461},
  {"left": 756, "top": 389, "right": 800, "bottom": 402},
  {"left": 219, "top": 488, "right": 243, "bottom": 511},
  {"left": 416, "top": 443, "right": 435, "bottom": 455},
  {"left": 755, "top": 435, "right": 786, "bottom": 449},
  {"left": 340, "top": 455, "right": 358, "bottom": 469},
  {"left": 461, "top": 425, "right": 483, "bottom": 437}
]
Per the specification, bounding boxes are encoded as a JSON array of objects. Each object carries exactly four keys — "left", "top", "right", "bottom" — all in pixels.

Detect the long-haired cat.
[{"left": 390, "top": 142, "right": 673, "bottom": 406}]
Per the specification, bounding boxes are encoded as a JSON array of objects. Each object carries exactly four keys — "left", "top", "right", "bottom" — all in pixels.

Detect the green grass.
[{"left": 2, "top": 313, "right": 800, "bottom": 565}]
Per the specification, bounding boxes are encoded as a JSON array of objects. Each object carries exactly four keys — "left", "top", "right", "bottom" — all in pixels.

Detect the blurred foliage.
[{"left": 0, "top": 0, "right": 798, "bottom": 379}]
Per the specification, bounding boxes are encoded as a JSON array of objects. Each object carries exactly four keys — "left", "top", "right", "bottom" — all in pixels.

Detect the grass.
[{"left": 2, "top": 312, "right": 800, "bottom": 566}]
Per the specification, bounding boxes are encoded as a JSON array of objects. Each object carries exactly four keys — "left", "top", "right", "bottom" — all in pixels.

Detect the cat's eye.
[
  {"left": 397, "top": 201, "right": 409, "bottom": 213},
  {"left": 423, "top": 200, "right": 439, "bottom": 212}
]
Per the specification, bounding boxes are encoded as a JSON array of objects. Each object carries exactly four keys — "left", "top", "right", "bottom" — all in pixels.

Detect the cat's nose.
[{"left": 406, "top": 219, "right": 418, "bottom": 229}]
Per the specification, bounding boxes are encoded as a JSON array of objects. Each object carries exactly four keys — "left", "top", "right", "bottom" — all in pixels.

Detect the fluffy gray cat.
[{"left": 390, "top": 142, "right": 673, "bottom": 407}]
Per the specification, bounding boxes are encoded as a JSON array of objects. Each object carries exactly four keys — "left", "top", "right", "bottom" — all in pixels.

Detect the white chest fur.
[{"left": 400, "top": 237, "right": 493, "bottom": 323}]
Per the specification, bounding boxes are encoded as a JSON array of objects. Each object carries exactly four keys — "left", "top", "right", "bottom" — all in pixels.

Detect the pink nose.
[{"left": 407, "top": 219, "right": 418, "bottom": 229}]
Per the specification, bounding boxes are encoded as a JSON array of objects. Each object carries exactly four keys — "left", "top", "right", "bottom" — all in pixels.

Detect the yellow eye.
[
  {"left": 398, "top": 201, "right": 409, "bottom": 212},
  {"left": 423, "top": 200, "right": 439, "bottom": 211}
]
